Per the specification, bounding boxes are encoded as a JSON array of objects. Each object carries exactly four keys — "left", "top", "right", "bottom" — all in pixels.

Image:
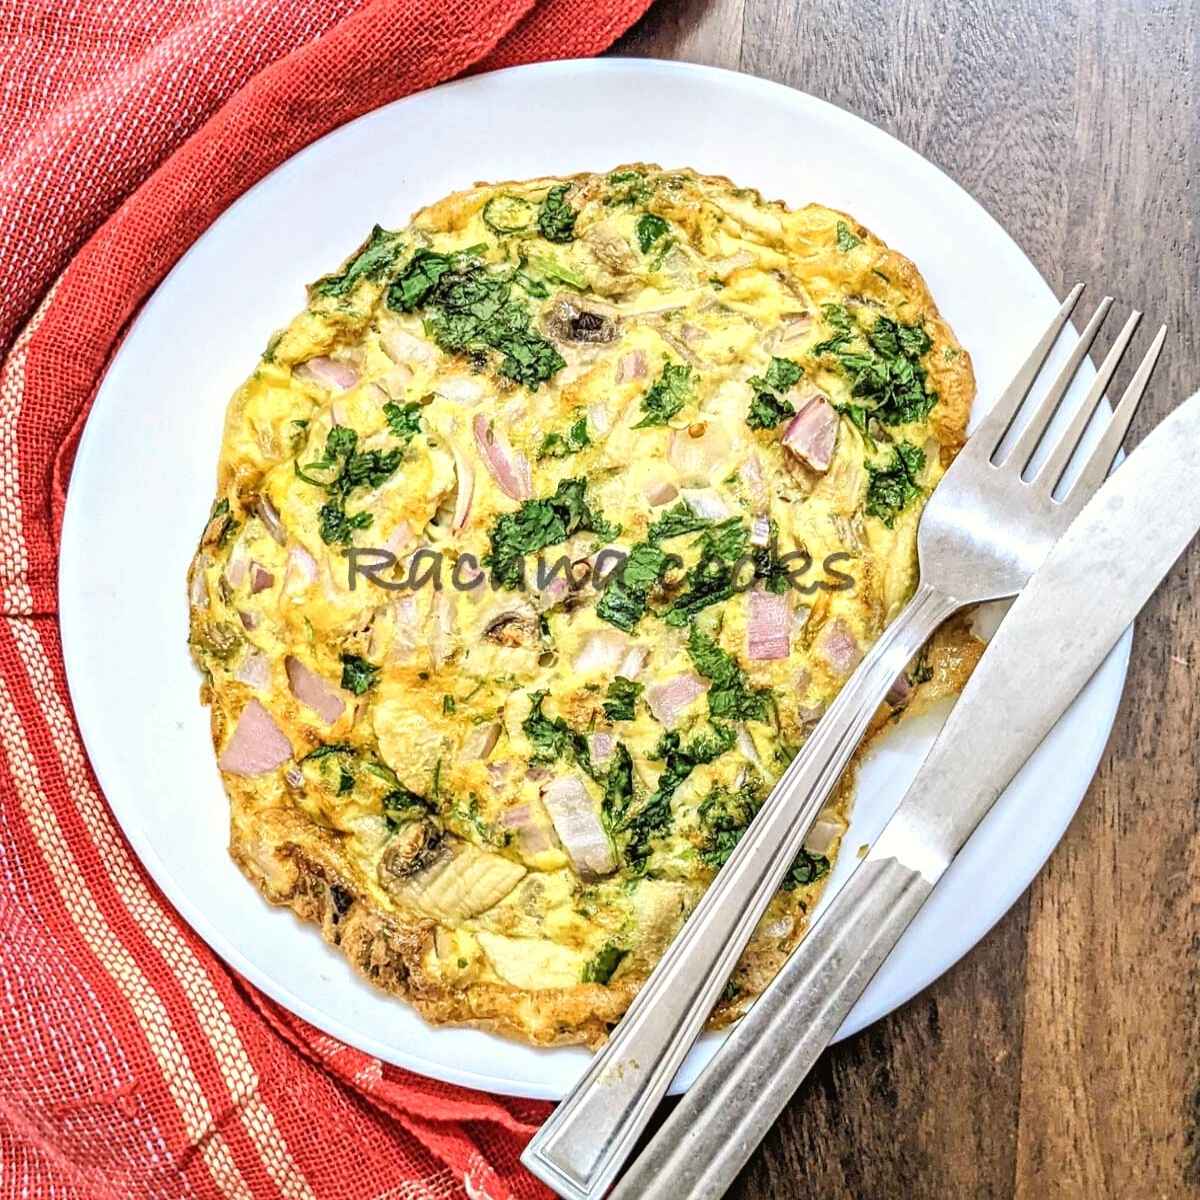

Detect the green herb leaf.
[
  {"left": 636, "top": 212, "right": 670, "bottom": 253},
  {"left": 746, "top": 390, "right": 797, "bottom": 431},
  {"left": 537, "top": 184, "right": 577, "bottom": 243},
  {"left": 646, "top": 502, "right": 712, "bottom": 543},
  {"left": 596, "top": 542, "right": 670, "bottom": 632},
  {"left": 486, "top": 477, "right": 618, "bottom": 591},
  {"left": 835, "top": 221, "right": 862, "bottom": 252},
  {"left": 687, "top": 625, "right": 771, "bottom": 722},
  {"left": 632, "top": 361, "right": 693, "bottom": 429},
  {"left": 312, "top": 225, "right": 405, "bottom": 298},
  {"left": 383, "top": 401, "right": 422, "bottom": 442},
  {"left": 340, "top": 654, "right": 380, "bottom": 695},
  {"left": 661, "top": 519, "right": 750, "bottom": 626},
  {"left": 522, "top": 690, "right": 594, "bottom": 776},
  {"left": 581, "top": 942, "right": 628, "bottom": 984},
  {"left": 537, "top": 414, "right": 591, "bottom": 460},
  {"left": 865, "top": 441, "right": 926, "bottom": 527},
  {"left": 602, "top": 676, "right": 644, "bottom": 722},
  {"left": 745, "top": 357, "right": 803, "bottom": 430}
]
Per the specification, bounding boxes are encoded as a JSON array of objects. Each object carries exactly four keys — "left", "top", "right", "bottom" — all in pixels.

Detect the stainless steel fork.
[{"left": 521, "top": 285, "right": 1168, "bottom": 1200}]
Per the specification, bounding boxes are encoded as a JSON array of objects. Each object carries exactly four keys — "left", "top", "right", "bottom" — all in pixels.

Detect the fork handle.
[
  {"left": 520, "top": 581, "right": 961, "bottom": 1200},
  {"left": 607, "top": 851, "right": 934, "bottom": 1200}
]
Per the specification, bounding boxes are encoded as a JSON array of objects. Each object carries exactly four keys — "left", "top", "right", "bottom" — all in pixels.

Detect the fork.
[{"left": 521, "top": 285, "right": 1167, "bottom": 1200}]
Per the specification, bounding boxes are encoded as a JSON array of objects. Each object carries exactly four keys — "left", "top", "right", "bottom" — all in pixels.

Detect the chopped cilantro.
[
  {"left": 537, "top": 414, "right": 591, "bottom": 460},
  {"left": 647, "top": 502, "right": 713, "bottom": 543},
  {"left": 835, "top": 221, "right": 862, "bottom": 251},
  {"left": 602, "top": 676, "right": 644, "bottom": 722},
  {"left": 865, "top": 441, "right": 926, "bottom": 528},
  {"left": 605, "top": 170, "right": 653, "bottom": 206},
  {"left": 754, "top": 356, "right": 804, "bottom": 394},
  {"left": 386, "top": 249, "right": 565, "bottom": 390},
  {"left": 746, "top": 357, "right": 803, "bottom": 431},
  {"left": 581, "top": 942, "right": 628, "bottom": 984},
  {"left": 522, "top": 690, "right": 593, "bottom": 776},
  {"left": 747, "top": 390, "right": 797, "bottom": 431},
  {"left": 340, "top": 654, "right": 380, "bottom": 695},
  {"left": 636, "top": 212, "right": 670, "bottom": 253},
  {"left": 383, "top": 401, "right": 422, "bottom": 442},
  {"left": 442, "top": 694, "right": 456, "bottom": 715},
  {"left": 810, "top": 303, "right": 856, "bottom": 357},
  {"left": 311, "top": 225, "right": 405, "bottom": 298},
  {"left": 296, "top": 425, "right": 403, "bottom": 545},
  {"left": 486, "top": 477, "right": 618, "bottom": 590},
  {"left": 632, "top": 361, "right": 693, "bottom": 429},
  {"left": 687, "top": 625, "right": 771, "bottom": 722},
  {"left": 596, "top": 542, "right": 671, "bottom": 632},
  {"left": 661, "top": 519, "right": 750, "bottom": 626},
  {"left": 537, "top": 184, "right": 577, "bottom": 243}
]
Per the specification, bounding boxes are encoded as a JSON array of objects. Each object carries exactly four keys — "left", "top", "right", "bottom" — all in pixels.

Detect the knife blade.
[{"left": 606, "top": 387, "right": 1200, "bottom": 1200}]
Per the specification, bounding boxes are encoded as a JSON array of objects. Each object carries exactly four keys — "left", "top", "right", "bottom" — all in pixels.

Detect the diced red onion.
[
  {"left": 384, "top": 520, "right": 413, "bottom": 557},
  {"left": 254, "top": 495, "right": 287, "bottom": 546},
  {"left": 284, "top": 545, "right": 318, "bottom": 591},
  {"left": 461, "top": 721, "right": 501, "bottom": 761},
  {"left": 235, "top": 650, "right": 270, "bottom": 690},
  {"left": 739, "top": 453, "right": 769, "bottom": 511},
  {"left": 817, "top": 618, "right": 862, "bottom": 679},
  {"left": 430, "top": 591, "right": 456, "bottom": 667},
  {"left": 804, "top": 815, "right": 843, "bottom": 856},
  {"left": 615, "top": 349, "right": 648, "bottom": 383},
  {"left": 443, "top": 437, "right": 474, "bottom": 532},
  {"left": 473, "top": 414, "right": 532, "bottom": 501},
  {"left": 645, "top": 673, "right": 708, "bottom": 729},
  {"left": 381, "top": 324, "right": 437, "bottom": 367},
  {"left": 285, "top": 655, "right": 345, "bottom": 724},
  {"left": 709, "top": 250, "right": 755, "bottom": 276},
  {"left": 572, "top": 629, "right": 631, "bottom": 675},
  {"left": 668, "top": 424, "right": 731, "bottom": 482},
  {"left": 248, "top": 562, "right": 274, "bottom": 594},
  {"left": 541, "top": 775, "right": 616, "bottom": 879},
  {"left": 588, "top": 732, "right": 616, "bottom": 766},
  {"left": 775, "top": 311, "right": 814, "bottom": 345},
  {"left": 748, "top": 589, "right": 791, "bottom": 661},
  {"left": 681, "top": 488, "right": 732, "bottom": 521},
  {"left": 189, "top": 559, "right": 210, "bottom": 608},
  {"left": 224, "top": 549, "right": 248, "bottom": 590},
  {"left": 284, "top": 764, "right": 304, "bottom": 789},
  {"left": 294, "top": 356, "right": 359, "bottom": 391},
  {"left": 499, "top": 804, "right": 557, "bottom": 857},
  {"left": 218, "top": 700, "right": 292, "bottom": 777},
  {"left": 887, "top": 671, "right": 913, "bottom": 707},
  {"left": 587, "top": 401, "right": 612, "bottom": 437},
  {"left": 750, "top": 514, "right": 772, "bottom": 548},
  {"left": 782, "top": 394, "right": 839, "bottom": 472},
  {"left": 618, "top": 645, "right": 649, "bottom": 680},
  {"left": 643, "top": 478, "right": 678, "bottom": 507},
  {"left": 390, "top": 596, "right": 419, "bottom": 663}
]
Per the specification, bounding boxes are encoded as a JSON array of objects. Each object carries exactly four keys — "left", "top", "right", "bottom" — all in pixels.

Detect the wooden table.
[{"left": 611, "top": 2, "right": 1200, "bottom": 1195}]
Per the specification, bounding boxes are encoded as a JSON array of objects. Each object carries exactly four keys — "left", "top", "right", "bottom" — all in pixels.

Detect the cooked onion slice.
[
  {"left": 294, "top": 356, "right": 359, "bottom": 391},
  {"left": 782, "top": 394, "right": 839, "bottom": 472},
  {"left": 748, "top": 590, "right": 791, "bottom": 661},
  {"left": 541, "top": 775, "right": 616, "bottom": 879},
  {"left": 645, "top": 673, "right": 707, "bottom": 729},
  {"left": 285, "top": 655, "right": 345, "bottom": 724},
  {"left": 218, "top": 700, "right": 291, "bottom": 776},
  {"left": 473, "top": 414, "right": 532, "bottom": 501}
]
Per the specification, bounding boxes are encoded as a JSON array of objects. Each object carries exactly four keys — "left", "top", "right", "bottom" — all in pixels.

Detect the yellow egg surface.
[{"left": 187, "top": 166, "right": 977, "bottom": 1046}]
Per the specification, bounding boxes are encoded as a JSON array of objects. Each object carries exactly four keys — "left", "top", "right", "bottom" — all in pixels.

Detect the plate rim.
[{"left": 58, "top": 55, "right": 1130, "bottom": 1099}]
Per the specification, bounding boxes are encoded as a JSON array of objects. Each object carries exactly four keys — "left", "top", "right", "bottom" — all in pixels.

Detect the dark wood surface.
[{"left": 611, "top": 3, "right": 1200, "bottom": 1196}]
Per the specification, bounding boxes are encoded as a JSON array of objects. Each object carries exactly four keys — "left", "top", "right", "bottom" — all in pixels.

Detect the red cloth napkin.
[{"left": 0, "top": 2, "right": 651, "bottom": 1196}]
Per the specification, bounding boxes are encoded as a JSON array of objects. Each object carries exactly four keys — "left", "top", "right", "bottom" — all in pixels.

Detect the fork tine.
[
  {"left": 1001, "top": 296, "right": 1114, "bottom": 474},
  {"left": 970, "top": 283, "right": 1085, "bottom": 457},
  {"left": 1062, "top": 324, "right": 1167, "bottom": 507},
  {"left": 1035, "top": 308, "right": 1142, "bottom": 493}
]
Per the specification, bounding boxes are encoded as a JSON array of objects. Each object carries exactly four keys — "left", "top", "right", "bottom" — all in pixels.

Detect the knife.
[{"left": 605, "top": 386, "right": 1200, "bottom": 1200}]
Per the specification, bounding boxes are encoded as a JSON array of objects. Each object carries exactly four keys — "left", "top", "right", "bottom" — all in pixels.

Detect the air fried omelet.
[{"left": 188, "top": 167, "right": 976, "bottom": 1046}]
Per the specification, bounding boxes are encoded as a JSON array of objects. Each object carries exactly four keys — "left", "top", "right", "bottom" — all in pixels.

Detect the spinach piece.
[
  {"left": 297, "top": 425, "right": 404, "bottom": 545},
  {"left": 647, "top": 502, "right": 713, "bottom": 543},
  {"left": 340, "top": 654, "right": 380, "bottom": 695},
  {"left": 865, "top": 441, "right": 926, "bottom": 528},
  {"left": 810, "top": 303, "right": 856, "bottom": 357},
  {"left": 381, "top": 787, "right": 433, "bottom": 829},
  {"left": 537, "top": 414, "right": 591, "bottom": 460},
  {"left": 596, "top": 542, "right": 671, "bottom": 632},
  {"left": 661, "top": 519, "right": 750, "bottom": 626},
  {"left": 750, "top": 524, "right": 793, "bottom": 596},
  {"left": 632, "top": 361, "right": 693, "bottom": 429},
  {"left": 605, "top": 170, "right": 652, "bottom": 206},
  {"left": 486, "top": 477, "right": 618, "bottom": 590},
  {"left": 383, "top": 401, "right": 422, "bottom": 442},
  {"left": 311, "top": 225, "right": 404, "bottom": 298},
  {"left": 601, "top": 742, "right": 636, "bottom": 827},
  {"left": 636, "top": 212, "right": 670, "bottom": 253},
  {"left": 524, "top": 253, "right": 587, "bottom": 291},
  {"left": 386, "top": 249, "right": 566, "bottom": 390},
  {"left": 522, "top": 690, "right": 594, "bottom": 776},
  {"left": 602, "top": 676, "right": 644, "bottom": 722},
  {"left": 697, "top": 779, "right": 830, "bottom": 887},
  {"left": 687, "top": 625, "right": 771, "bottom": 722},
  {"left": 442, "top": 695, "right": 456, "bottom": 715},
  {"left": 835, "top": 220, "right": 862, "bottom": 251},
  {"left": 581, "top": 943, "right": 628, "bottom": 984},
  {"left": 537, "top": 184, "right": 577, "bottom": 243},
  {"left": 746, "top": 356, "right": 803, "bottom": 431}
]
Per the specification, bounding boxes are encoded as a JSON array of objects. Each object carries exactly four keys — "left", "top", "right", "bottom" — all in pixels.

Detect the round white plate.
[{"left": 60, "top": 59, "right": 1129, "bottom": 1100}]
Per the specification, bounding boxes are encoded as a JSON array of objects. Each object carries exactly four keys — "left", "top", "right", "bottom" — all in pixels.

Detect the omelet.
[{"left": 187, "top": 166, "right": 977, "bottom": 1047}]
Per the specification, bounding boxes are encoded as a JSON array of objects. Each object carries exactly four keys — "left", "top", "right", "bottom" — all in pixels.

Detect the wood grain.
[{"left": 611, "top": 1, "right": 1200, "bottom": 1196}]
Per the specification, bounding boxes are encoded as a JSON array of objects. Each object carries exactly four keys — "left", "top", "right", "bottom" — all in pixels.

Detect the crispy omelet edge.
[{"left": 207, "top": 165, "right": 977, "bottom": 1049}]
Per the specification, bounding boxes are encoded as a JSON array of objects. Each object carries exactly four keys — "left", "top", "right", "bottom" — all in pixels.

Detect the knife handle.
[
  {"left": 607, "top": 849, "right": 938, "bottom": 1200},
  {"left": 521, "top": 582, "right": 960, "bottom": 1200}
]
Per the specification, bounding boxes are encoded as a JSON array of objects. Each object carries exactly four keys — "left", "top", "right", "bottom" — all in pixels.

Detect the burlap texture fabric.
[{"left": 0, "top": 1, "right": 651, "bottom": 1195}]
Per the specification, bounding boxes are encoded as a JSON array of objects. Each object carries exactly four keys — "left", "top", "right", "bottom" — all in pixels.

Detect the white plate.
[{"left": 60, "top": 59, "right": 1129, "bottom": 1100}]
